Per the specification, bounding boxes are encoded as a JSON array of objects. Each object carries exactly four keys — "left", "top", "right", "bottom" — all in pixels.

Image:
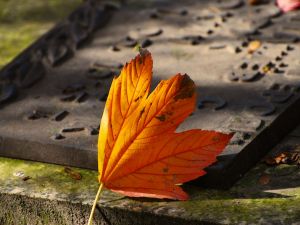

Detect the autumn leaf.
[
  {"left": 248, "top": 40, "right": 261, "bottom": 54},
  {"left": 277, "top": 0, "right": 300, "bottom": 12},
  {"left": 95, "top": 50, "right": 232, "bottom": 201}
]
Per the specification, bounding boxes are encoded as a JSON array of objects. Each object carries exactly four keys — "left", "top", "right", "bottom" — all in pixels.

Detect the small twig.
[{"left": 88, "top": 183, "right": 104, "bottom": 225}]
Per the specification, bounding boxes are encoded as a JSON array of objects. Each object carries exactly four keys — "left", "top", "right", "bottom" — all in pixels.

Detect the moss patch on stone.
[
  {"left": 0, "top": 0, "right": 81, "bottom": 67},
  {"left": 0, "top": 157, "right": 300, "bottom": 224}
]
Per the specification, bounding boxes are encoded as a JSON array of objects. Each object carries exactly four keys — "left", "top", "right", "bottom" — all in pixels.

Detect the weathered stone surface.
[
  {"left": 0, "top": 0, "right": 300, "bottom": 190},
  {"left": 1, "top": 126, "right": 300, "bottom": 224}
]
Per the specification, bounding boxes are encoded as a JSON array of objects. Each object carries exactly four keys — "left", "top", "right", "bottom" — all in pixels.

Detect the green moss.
[
  {"left": 1, "top": 156, "right": 300, "bottom": 224},
  {"left": 0, "top": 157, "right": 101, "bottom": 203},
  {"left": 0, "top": 0, "right": 81, "bottom": 67}
]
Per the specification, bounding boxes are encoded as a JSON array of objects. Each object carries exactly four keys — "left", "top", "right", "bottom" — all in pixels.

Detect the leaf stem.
[{"left": 88, "top": 183, "right": 104, "bottom": 225}]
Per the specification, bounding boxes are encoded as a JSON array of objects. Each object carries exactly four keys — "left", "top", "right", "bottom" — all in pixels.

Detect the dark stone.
[
  {"left": 51, "top": 111, "right": 69, "bottom": 122},
  {"left": 17, "top": 61, "right": 46, "bottom": 88},
  {"left": 47, "top": 43, "right": 73, "bottom": 66},
  {"left": 70, "top": 22, "right": 89, "bottom": 47},
  {"left": 2, "top": 0, "right": 300, "bottom": 192},
  {"left": 0, "top": 83, "right": 17, "bottom": 105}
]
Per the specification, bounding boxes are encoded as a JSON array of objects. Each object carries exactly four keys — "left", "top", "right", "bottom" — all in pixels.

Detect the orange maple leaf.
[{"left": 97, "top": 50, "right": 232, "bottom": 200}]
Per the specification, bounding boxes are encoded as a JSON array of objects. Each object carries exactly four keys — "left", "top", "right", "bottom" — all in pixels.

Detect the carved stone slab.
[{"left": 0, "top": 0, "right": 299, "bottom": 188}]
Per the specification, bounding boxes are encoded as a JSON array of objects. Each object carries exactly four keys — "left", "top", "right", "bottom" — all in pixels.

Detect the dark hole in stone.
[
  {"left": 110, "top": 45, "right": 120, "bottom": 52},
  {"left": 99, "top": 93, "right": 108, "bottom": 102},
  {"left": 240, "top": 62, "right": 248, "bottom": 69},
  {"left": 51, "top": 111, "right": 69, "bottom": 122},
  {"left": 241, "top": 41, "right": 248, "bottom": 47},
  {"left": 286, "top": 45, "right": 294, "bottom": 51},
  {"left": 60, "top": 94, "right": 76, "bottom": 102},
  {"left": 141, "top": 39, "right": 153, "bottom": 48},
  {"left": 207, "top": 30, "right": 214, "bottom": 35},
  {"left": 27, "top": 110, "right": 49, "bottom": 120},
  {"left": 214, "top": 22, "right": 220, "bottom": 27},
  {"left": 180, "top": 9, "right": 188, "bottom": 16},
  {"left": 252, "top": 64, "right": 259, "bottom": 70},
  {"left": 52, "top": 133, "right": 65, "bottom": 140},
  {"left": 279, "top": 63, "right": 288, "bottom": 68},
  {"left": 281, "top": 51, "right": 288, "bottom": 57},
  {"left": 235, "top": 47, "right": 242, "bottom": 53},
  {"left": 76, "top": 92, "right": 89, "bottom": 103},
  {"left": 274, "top": 68, "right": 284, "bottom": 74},
  {"left": 62, "top": 127, "right": 85, "bottom": 133},
  {"left": 63, "top": 84, "right": 85, "bottom": 94}
]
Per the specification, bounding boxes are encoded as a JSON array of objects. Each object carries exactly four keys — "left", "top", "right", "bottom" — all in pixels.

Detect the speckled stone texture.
[
  {"left": 1, "top": 125, "right": 300, "bottom": 224},
  {"left": 0, "top": 0, "right": 300, "bottom": 189}
]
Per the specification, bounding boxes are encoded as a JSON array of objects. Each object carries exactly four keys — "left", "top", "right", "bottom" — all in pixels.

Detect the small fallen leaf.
[
  {"left": 97, "top": 50, "right": 232, "bottom": 200},
  {"left": 64, "top": 167, "right": 82, "bottom": 180},
  {"left": 258, "top": 174, "right": 271, "bottom": 185},
  {"left": 248, "top": 0, "right": 261, "bottom": 5},
  {"left": 265, "top": 153, "right": 288, "bottom": 165},
  {"left": 248, "top": 40, "right": 261, "bottom": 54},
  {"left": 277, "top": 0, "right": 300, "bottom": 12},
  {"left": 22, "top": 176, "right": 31, "bottom": 181}
]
